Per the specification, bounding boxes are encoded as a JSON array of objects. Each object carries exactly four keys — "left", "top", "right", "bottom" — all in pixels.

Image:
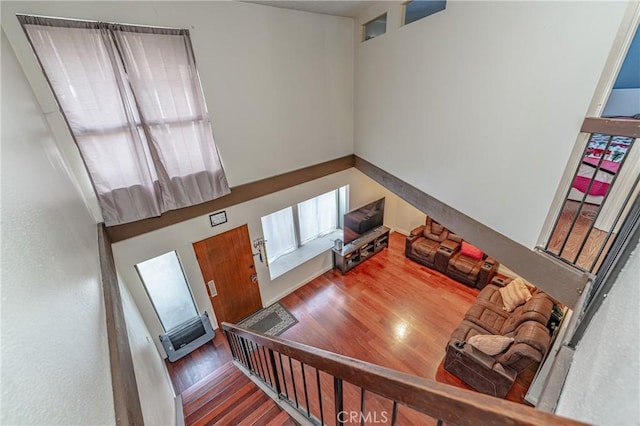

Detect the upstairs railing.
[
  {"left": 544, "top": 116, "right": 640, "bottom": 273},
  {"left": 222, "top": 323, "right": 585, "bottom": 426}
]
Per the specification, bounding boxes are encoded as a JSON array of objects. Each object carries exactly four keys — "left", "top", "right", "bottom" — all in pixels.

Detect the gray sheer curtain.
[{"left": 20, "top": 15, "right": 230, "bottom": 225}]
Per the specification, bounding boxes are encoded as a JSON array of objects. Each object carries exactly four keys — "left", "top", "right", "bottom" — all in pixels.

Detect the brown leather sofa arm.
[
  {"left": 405, "top": 226, "right": 425, "bottom": 257},
  {"left": 440, "top": 239, "right": 460, "bottom": 252},
  {"left": 490, "top": 276, "right": 511, "bottom": 287},
  {"left": 458, "top": 342, "right": 498, "bottom": 370},
  {"left": 496, "top": 342, "right": 543, "bottom": 373},
  {"left": 476, "top": 256, "right": 499, "bottom": 290},
  {"left": 435, "top": 239, "right": 460, "bottom": 273},
  {"left": 409, "top": 225, "right": 425, "bottom": 238}
]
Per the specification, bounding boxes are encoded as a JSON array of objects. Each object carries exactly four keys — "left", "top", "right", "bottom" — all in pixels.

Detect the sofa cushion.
[
  {"left": 464, "top": 302, "right": 509, "bottom": 334},
  {"left": 500, "top": 293, "right": 554, "bottom": 334},
  {"left": 460, "top": 241, "right": 483, "bottom": 260},
  {"left": 423, "top": 217, "right": 449, "bottom": 242},
  {"left": 499, "top": 278, "right": 532, "bottom": 312},
  {"left": 414, "top": 238, "right": 439, "bottom": 254},
  {"left": 496, "top": 321, "right": 550, "bottom": 372},
  {"left": 450, "top": 320, "right": 493, "bottom": 343},
  {"left": 468, "top": 335, "right": 514, "bottom": 356},
  {"left": 476, "top": 284, "right": 503, "bottom": 304},
  {"left": 449, "top": 253, "right": 480, "bottom": 275}
]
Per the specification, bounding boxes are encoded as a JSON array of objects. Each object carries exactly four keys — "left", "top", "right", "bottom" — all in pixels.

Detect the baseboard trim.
[
  {"left": 535, "top": 345, "right": 575, "bottom": 412},
  {"left": 175, "top": 394, "right": 185, "bottom": 426}
]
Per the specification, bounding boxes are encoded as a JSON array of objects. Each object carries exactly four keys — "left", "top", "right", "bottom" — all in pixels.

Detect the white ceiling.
[{"left": 244, "top": 1, "right": 377, "bottom": 18}]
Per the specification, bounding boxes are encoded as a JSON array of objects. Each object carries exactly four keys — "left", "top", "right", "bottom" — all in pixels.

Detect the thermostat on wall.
[{"left": 209, "top": 210, "right": 227, "bottom": 227}]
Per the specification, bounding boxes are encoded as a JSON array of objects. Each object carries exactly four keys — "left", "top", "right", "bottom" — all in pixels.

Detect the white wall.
[
  {"left": 556, "top": 240, "right": 640, "bottom": 424},
  {"left": 353, "top": 1, "right": 628, "bottom": 248},
  {"left": 118, "top": 274, "right": 176, "bottom": 425},
  {"left": 112, "top": 169, "right": 409, "bottom": 356},
  {"left": 1, "top": 1, "right": 354, "bottom": 197},
  {"left": 0, "top": 30, "right": 115, "bottom": 425}
]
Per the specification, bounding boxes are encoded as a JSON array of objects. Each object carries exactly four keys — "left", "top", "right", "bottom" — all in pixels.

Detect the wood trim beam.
[
  {"left": 354, "top": 156, "right": 590, "bottom": 308},
  {"left": 98, "top": 224, "right": 145, "bottom": 425},
  {"left": 581, "top": 117, "right": 640, "bottom": 138},
  {"left": 106, "top": 155, "right": 355, "bottom": 242},
  {"left": 223, "top": 323, "right": 585, "bottom": 426}
]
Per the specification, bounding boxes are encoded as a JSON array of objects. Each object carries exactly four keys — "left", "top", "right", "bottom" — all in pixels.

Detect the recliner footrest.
[{"left": 444, "top": 341, "right": 516, "bottom": 398}]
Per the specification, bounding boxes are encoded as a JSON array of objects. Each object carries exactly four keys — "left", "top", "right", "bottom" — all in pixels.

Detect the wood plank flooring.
[
  {"left": 547, "top": 200, "right": 613, "bottom": 272},
  {"left": 168, "top": 232, "right": 537, "bottom": 424},
  {"left": 276, "top": 232, "right": 479, "bottom": 381},
  {"left": 167, "top": 331, "right": 232, "bottom": 395},
  {"left": 181, "top": 361, "right": 295, "bottom": 426}
]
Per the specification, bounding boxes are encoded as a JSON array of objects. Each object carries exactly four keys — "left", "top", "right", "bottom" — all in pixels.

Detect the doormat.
[{"left": 236, "top": 302, "right": 298, "bottom": 336}]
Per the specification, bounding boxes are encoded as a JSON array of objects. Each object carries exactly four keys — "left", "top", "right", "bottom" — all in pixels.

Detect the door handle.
[{"left": 250, "top": 273, "right": 258, "bottom": 283}]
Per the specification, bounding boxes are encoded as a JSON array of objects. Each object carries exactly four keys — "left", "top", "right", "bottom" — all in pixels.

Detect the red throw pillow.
[{"left": 460, "top": 241, "right": 483, "bottom": 260}]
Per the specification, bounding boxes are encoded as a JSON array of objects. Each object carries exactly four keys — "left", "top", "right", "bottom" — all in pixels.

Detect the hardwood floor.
[
  {"left": 276, "top": 233, "right": 478, "bottom": 381},
  {"left": 181, "top": 362, "right": 294, "bottom": 426},
  {"left": 168, "top": 232, "right": 535, "bottom": 423},
  {"left": 547, "top": 200, "right": 612, "bottom": 272},
  {"left": 167, "top": 332, "right": 232, "bottom": 395}
]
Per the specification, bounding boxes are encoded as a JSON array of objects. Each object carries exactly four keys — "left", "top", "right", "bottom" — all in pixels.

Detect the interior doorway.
[{"left": 193, "top": 224, "right": 263, "bottom": 324}]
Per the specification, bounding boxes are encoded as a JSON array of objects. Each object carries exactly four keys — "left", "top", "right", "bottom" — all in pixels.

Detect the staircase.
[{"left": 181, "top": 361, "right": 295, "bottom": 425}]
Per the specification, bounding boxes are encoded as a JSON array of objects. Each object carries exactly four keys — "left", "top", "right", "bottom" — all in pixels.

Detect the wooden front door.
[{"left": 193, "top": 225, "right": 263, "bottom": 324}]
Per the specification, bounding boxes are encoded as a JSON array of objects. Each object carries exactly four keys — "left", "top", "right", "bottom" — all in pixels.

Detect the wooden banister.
[
  {"left": 222, "top": 323, "right": 585, "bottom": 426},
  {"left": 98, "top": 224, "right": 144, "bottom": 425},
  {"left": 581, "top": 117, "right": 640, "bottom": 138}
]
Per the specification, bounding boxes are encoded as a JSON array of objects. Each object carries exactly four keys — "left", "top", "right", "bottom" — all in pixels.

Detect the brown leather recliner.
[
  {"left": 445, "top": 234, "right": 498, "bottom": 289},
  {"left": 405, "top": 217, "right": 459, "bottom": 273},
  {"left": 444, "top": 278, "right": 554, "bottom": 398}
]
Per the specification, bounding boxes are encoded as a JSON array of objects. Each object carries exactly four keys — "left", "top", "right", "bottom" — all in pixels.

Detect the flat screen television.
[{"left": 343, "top": 197, "right": 385, "bottom": 245}]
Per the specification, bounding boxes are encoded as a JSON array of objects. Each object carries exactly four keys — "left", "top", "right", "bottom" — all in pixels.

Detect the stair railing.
[{"left": 222, "top": 322, "right": 584, "bottom": 426}]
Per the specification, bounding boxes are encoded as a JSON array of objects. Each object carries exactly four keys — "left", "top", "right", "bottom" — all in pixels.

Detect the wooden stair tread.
[
  {"left": 183, "top": 362, "right": 291, "bottom": 426},
  {"left": 183, "top": 367, "right": 246, "bottom": 415},
  {"left": 265, "top": 410, "right": 297, "bottom": 426},
  {"left": 181, "top": 361, "right": 238, "bottom": 402},
  {"left": 186, "top": 380, "right": 255, "bottom": 425},
  {"left": 236, "top": 399, "right": 282, "bottom": 426}
]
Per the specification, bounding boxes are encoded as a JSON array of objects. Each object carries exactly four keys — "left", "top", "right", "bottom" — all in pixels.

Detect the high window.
[
  {"left": 403, "top": 0, "right": 446, "bottom": 26},
  {"left": 19, "top": 15, "right": 230, "bottom": 226},
  {"left": 362, "top": 14, "right": 387, "bottom": 42}
]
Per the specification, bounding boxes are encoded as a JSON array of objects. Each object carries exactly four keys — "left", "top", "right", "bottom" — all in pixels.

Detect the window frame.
[
  {"left": 135, "top": 250, "right": 199, "bottom": 332},
  {"left": 261, "top": 187, "right": 346, "bottom": 264},
  {"left": 401, "top": 0, "right": 447, "bottom": 26},
  {"left": 362, "top": 13, "right": 388, "bottom": 42}
]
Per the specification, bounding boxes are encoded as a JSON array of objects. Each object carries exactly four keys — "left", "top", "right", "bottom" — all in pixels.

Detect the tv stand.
[{"left": 332, "top": 226, "right": 390, "bottom": 274}]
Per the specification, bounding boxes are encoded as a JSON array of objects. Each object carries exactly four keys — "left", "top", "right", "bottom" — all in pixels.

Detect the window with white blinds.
[{"left": 261, "top": 188, "right": 343, "bottom": 264}]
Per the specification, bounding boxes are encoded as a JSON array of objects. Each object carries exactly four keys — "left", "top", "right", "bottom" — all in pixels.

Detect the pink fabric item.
[
  {"left": 582, "top": 157, "right": 620, "bottom": 174},
  {"left": 572, "top": 176, "right": 610, "bottom": 196},
  {"left": 460, "top": 241, "right": 483, "bottom": 260}
]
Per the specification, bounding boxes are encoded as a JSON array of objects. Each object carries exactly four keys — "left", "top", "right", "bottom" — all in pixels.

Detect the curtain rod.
[{"left": 16, "top": 13, "right": 186, "bottom": 32}]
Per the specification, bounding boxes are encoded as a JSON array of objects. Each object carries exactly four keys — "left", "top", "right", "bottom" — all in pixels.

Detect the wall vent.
[{"left": 160, "top": 313, "right": 214, "bottom": 362}]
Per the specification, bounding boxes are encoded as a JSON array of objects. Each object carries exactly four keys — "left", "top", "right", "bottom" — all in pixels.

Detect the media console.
[{"left": 332, "top": 226, "right": 390, "bottom": 274}]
